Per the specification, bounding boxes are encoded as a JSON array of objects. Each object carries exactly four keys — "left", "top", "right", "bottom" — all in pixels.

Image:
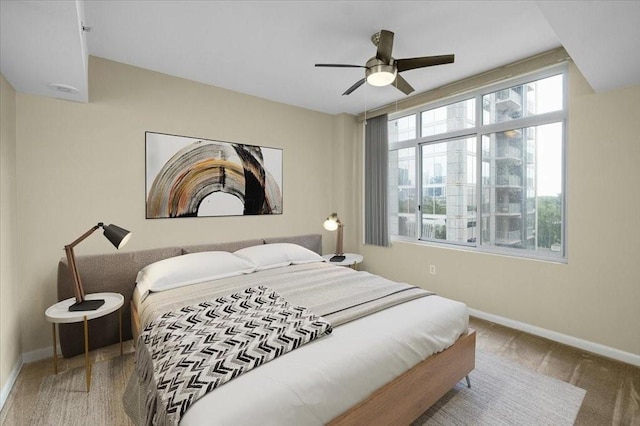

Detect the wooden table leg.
[
  {"left": 52, "top": 324, "right": 58, "bottom": 374},
  {"left": 84, "top": 315, "right": 91, "bottom": 392}
]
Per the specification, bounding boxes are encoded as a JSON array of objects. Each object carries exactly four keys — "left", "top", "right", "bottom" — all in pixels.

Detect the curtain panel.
[{"left": 364, "top": 114, "right": 390, "bottom": 247}]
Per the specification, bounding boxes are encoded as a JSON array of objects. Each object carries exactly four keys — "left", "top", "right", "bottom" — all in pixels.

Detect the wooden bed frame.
[
  {"left": 131, "top": 297, "right": 476, "bottom": 425},
  {"left": 331, "top": 330, "right": 475, "bottom": 425}
]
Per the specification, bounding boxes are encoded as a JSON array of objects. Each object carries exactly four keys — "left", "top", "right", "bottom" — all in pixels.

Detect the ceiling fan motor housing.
[{"left": 365, "top": 57, "right": 397, "bottom": 86}]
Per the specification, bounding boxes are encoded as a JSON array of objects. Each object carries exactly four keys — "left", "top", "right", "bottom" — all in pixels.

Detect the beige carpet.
[
  {"left": 415, "top": 350, "right": 587, "bottom": 425},
  {"left": 30, "top": 353, "right": 135, "bottom": 426},
  {"left": 31, "top": 350, "right": 585, "bottom": 425}
]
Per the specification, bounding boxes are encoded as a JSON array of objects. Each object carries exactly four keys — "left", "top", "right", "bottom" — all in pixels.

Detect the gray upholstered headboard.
[{"left": 56, "top": 234, "right": 322, "bottom": 357}]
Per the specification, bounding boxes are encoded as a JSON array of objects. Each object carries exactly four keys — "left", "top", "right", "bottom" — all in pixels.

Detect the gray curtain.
[{"left": 364, "top": 114, "right": 389, "bottom": 246}]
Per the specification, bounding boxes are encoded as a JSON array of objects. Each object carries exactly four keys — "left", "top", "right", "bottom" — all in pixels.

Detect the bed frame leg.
[{"left": 465, "top": 375, "right": 471, "bottom": 388}]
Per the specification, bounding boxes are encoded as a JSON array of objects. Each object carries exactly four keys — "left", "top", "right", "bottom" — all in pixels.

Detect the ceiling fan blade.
[
  {"left": 315, "top": 64, "right": 366, "bottom": 68},
  {"left": 393, "top": 74, "right": 415, "bottom": 95},
  {"left": 342, "top": 78, "right": 366, "bottom": 96},
  {"left": 376, "top": 30, "right": 395, "bottom": 63},
  {"left": 396, "top": 54, "right": 455, "bottom": 72}
]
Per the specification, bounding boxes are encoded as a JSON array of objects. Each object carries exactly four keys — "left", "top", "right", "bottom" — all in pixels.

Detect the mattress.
[{"left": 131, "top": 262, "right": 469, "bottom": 425}]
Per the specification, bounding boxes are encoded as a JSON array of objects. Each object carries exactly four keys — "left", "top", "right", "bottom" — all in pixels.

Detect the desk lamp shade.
[
  {"left": 103, "top": 224, "right": 132, "bottom": 249},
  {"left": 65, "top": 222, "right": 132, "bottom": 311},
  {"left": 323, "top": 213, "right": 345, "bottom": 262}
]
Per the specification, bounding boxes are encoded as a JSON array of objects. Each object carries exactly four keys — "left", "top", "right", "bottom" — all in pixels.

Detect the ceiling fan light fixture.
[{"left": 366, "top": 64, "right": 397, "bottom": 87}]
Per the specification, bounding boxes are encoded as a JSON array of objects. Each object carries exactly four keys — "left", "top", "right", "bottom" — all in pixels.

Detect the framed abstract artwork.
[{"left": 145, "top": 132, "right": 283, "bottom": 218}]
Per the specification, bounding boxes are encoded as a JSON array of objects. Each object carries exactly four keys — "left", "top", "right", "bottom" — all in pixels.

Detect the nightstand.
[
  {"left": 45, "top": 292, "right": 124, "bottom": 391},
  {"left": 323, "top": 253, "right": 364, "bottom": 269}
]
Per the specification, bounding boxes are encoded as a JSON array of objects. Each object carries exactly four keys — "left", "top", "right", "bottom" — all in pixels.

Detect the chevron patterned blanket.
[{"left": 136, "top": 286, "right": 332, "bottom": 426}]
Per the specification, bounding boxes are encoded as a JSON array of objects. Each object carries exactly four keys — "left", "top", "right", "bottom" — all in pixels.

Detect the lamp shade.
[
  {"left": 103, "top": 224, "right": 132, "bottom": 249},
  {"left": 323, "top": 213, "right": 344, "bottom": 260},
  {"left": 323, "top": 213, "right": 340, "bottom": 231}
]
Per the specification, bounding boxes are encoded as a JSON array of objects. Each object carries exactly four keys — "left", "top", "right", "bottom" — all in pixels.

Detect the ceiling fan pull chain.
[
  {"left": 364, "top": 81, "right": 368, "bottom": 124},
  {"left": 393, "top": 77, "right": 398, "bottom": 113}
]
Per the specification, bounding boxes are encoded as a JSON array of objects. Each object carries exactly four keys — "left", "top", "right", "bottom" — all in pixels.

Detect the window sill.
[{"left": 389, "top": 236, "right": 567, "bottom": 264}]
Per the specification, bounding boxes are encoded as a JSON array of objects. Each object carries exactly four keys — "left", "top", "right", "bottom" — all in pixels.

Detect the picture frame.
[{"left": 145, "top": 132, "right": 282, "bottom": 218}]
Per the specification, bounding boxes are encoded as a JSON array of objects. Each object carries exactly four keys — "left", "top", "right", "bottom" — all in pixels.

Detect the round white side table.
[
  {"left": 45, "top": 292, "right": 124, "bottom": 392},
  {"left": 322, "top": 253, "right": 364, "bottom": 269}
]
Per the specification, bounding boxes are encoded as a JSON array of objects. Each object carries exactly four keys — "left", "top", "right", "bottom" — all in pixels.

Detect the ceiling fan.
[{"left": 315, "top": 30, "right": 454, "bottom": 96}]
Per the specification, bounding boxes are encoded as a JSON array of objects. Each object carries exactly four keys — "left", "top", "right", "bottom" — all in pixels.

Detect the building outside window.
[{"left": 388, "top": 67, "right": 566, "bottom": 260}]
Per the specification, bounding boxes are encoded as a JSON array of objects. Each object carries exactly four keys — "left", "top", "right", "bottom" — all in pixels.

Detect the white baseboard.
[
  {"left": 469, "top": 308, "right": 640, "bottom": 367},
  {"left": 21, "top": 344, "right": 56, "bottom": 364},
  {"left": 0, "top": 357, "right": 23, "bottom": 412},
  {"left": 1, "top": 344, "right": 59, "bottom": 412}
]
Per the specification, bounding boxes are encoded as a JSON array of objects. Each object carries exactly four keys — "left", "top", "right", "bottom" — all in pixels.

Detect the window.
[
  {"left": 389, "top": 147, "right": 416, "bottom": 238},
  {"left": 420, "top": 137, "right": 477, "bottom": 243},
  {"left": 388, "top": 67, "right": 566, "bottom": 260},
  {"left": 389, "top": 115, "right": 416, "bottom": 144},
  {"left": 422, "top": 98, "right": 475, "bottom": 136}
]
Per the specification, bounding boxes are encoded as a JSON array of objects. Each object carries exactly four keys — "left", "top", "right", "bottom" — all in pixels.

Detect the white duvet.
[{"left": 179, "top": 293, "right": 468, "bottom": 425}]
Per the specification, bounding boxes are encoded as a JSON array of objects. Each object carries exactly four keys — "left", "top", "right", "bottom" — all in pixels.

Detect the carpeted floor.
[
  {"left": 3, "top": 317, "right": 637, "bottom": 425},
  {"left": 414, "top": 351, "right": 585, "bottom": 425},
  {"left": 29, "top": 353, "right": 135, "bottom": 425},
  {"left": 27, "top": 348, "right": 585, "bottom": 426}
]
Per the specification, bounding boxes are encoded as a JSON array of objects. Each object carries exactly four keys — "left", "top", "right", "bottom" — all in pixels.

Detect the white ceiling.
[{"left": 1, "top": 1, "right": 639, "bottom": 115}]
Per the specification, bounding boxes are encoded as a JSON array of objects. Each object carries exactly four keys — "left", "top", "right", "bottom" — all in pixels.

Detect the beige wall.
[
  {"left": 1, "top": 74, "right": 21, "bottom": 393},
  {"left": 7, "top": 51, "right": 639, "bottom": 366},
  {"left": 14, "top": 57, "right": 357, "bottom": 353},
  {"left": 330, "top": 113, "right": 360, "bottom": 248},
  {"left": 355, "top": 63, "right": 640, "bottom": 356}
]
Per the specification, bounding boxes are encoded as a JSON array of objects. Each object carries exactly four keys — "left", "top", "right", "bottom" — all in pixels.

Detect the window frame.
[{"left": 388, "top": 64, "right": 568, "bottom": 262}]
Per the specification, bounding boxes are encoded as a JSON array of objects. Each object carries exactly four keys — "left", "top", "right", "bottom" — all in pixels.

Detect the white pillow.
[
  {"left": 136, "top": 251, "right": 256, "bottom": 299},
  {"left": 234, "top": 244, "right": 291, "bottom": 271},
  {"left": 234, "top": 243, "right": 323, "bottom": 271},
  {"left": 278, "top": 243, "right": 325, "bottom": 265}
]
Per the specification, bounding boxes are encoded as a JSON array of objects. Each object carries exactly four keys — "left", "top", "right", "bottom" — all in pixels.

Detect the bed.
[{"left": 56, "top": 234, "right": 475, "bottom": 425}]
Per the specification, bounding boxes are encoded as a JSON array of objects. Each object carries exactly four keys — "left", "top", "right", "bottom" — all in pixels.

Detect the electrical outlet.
[{"left": 429, "top": 264, "right": 436, "bottom": 275}]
